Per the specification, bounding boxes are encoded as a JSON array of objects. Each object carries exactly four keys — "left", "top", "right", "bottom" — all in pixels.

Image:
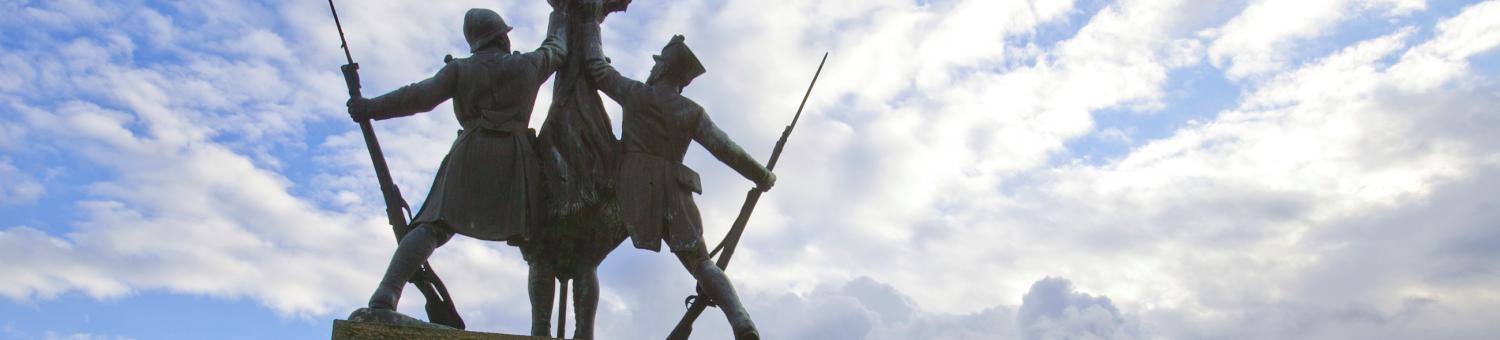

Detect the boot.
[
  {"left": 347, "top": 307, "right": 455, "bottom": 330},
  {"left": 689, "top": 259, "right": 759, "bottom": 340},
  {"left": 368, "top": 226, "right": 444, "bottom": 310}
]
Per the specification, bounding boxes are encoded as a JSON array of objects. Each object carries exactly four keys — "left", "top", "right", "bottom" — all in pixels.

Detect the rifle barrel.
[
  {"left": 710, "top": 52, "right": 828, "bottom": 259},
  {"left": 673, "top": 52, "right": 829, "bottom": 340}
]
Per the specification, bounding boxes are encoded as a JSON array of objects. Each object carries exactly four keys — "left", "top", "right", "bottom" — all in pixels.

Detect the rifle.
[
  {"left": 666, "top": 52, "right": 828, "bottom": 340},
  {"left": 328, "top": 0, "right": 464, "bottom": 329}
]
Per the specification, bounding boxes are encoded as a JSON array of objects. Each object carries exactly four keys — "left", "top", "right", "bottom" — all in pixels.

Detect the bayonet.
[{"left": 666, "top": 52, "right": 828, "bottom": 340}]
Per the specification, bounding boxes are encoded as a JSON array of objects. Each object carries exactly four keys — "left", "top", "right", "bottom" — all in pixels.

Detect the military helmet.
[
  {"left": 464, "top": 8, "right": 513, "bottom": 52},
  {"left": 652, "top": 35, "right": 706, "bottom": 85}
]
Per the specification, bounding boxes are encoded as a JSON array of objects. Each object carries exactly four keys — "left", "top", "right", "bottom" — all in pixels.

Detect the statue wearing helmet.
[{"left": 345, "top": 5, "right": 568, "bottom": 326}]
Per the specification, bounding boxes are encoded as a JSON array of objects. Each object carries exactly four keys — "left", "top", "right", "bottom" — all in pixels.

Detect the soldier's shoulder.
[
  {"left": 432, "top": 56, "right": 470, "bottom": 78},
  {"left": 457, "top": 53, "right": 527, "bottom": 72},
  {"left": 442, "top": 55, "right": 479, "bottom": 69},
  {"left": 666, "top": 92, "right": 704, "bottom": 112},
  {"left": 510, "top": 49, "right": 546, "bottom": 62},
  {"left": 456, "top": 52, "right": 515, "bottom": 65},
  {"left": 655, "top": 91, "right": 705, "bottom": 120}
]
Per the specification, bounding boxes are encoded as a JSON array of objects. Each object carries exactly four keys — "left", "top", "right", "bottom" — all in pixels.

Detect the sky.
[{"left": 1, "top": 0, "right": 1498, "bottom": 339}]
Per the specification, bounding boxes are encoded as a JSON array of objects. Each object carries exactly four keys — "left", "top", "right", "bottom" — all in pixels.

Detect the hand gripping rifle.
[
  {"left": 666, "top": 52, "right": 828, "bottom": 340},
  {"left": 328, "top": 0, "right": 464, "bottom": 329}
]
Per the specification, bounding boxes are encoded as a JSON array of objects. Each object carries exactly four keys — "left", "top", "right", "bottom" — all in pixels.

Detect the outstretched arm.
[
  {"left": 358, "top": 63, "right": 460, "bottom": 120},
  {"left": 693, "top": 111, "right": 775, "bottom": 190}
]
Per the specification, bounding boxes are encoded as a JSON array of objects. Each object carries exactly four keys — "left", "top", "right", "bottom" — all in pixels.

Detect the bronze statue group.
[{"left": 339, "top": 1, "right": 774, "bottom": 339}]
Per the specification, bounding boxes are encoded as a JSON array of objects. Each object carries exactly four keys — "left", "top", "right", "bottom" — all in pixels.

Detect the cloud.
[
  {"left": 0, "top": 0, "right": 484, "bottom": 317},
  {"left": 1206, "top": 0, "right": 1426, "bottom": 80},
  {"left": 1012, "top": 2, "right": 1500, "bottom": 338},
  {"left": 42, "top": 332, "right": 135, "bottom": 340},
  {"left": 2, "top": 0, "right": 1500, "bottom": 339},
  {"left": 670, "top": 276, "right": 1133, "bottom": 340},
  {"left": 1018, "top": 277, "right": 1144, "bottom": 340},
  {"left": 0, "top": 0, "right": 571, "bottom": 332},
  {"left": 0, "top": 158, "right": 46, "bottom": 205}
]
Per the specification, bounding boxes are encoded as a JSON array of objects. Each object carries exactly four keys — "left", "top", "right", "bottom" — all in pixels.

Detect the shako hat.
[{"left": 653, "top": 35, "right": 706, "bottom": 85}]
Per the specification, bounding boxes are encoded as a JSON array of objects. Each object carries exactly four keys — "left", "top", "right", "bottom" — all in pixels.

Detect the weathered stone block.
[{"left": 331, "top": 319, "right": 561, "bottom": 340}]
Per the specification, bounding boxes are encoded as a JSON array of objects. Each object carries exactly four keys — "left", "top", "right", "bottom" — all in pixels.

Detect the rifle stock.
[
  {"left": 666, "top": 188, "right": 759, "bottom": 340},
  {"left": 330, "top": 0, "right": 464, "bottom": 329}
]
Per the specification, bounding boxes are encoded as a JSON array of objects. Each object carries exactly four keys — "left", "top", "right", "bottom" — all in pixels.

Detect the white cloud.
[
  {"left": 648, "top": 276, "right": 1132, "bottom": 340},
  {"left": 670, "top": 0, "right": 1230, "bottom": 315},
  {"left": 641, "top": 0, "right": 1500, "bottom": 338},
  {"left": 0, "top": 1, "right": 584, "bottom": 334},
  {"left": 0, "top": 158, "right": 45, "bottom": 205},
  {"left": 1019, "top": 277, "right": 1144, "bottom": 340},
  {"left": 42, "top": 332, "right": 135, "bottom": 340},
  {"left": 1008, "top": 1, "right": 1500, "bottom": 338},
  {"left": 0, "top": 0, "right": 517, "bottom": 319},
  {"left": 1387, "top": 0, "right": 1500, "bottom": 91},
  {"left": 2, "top": 0, "right": 1500, "bottom": 339},
  {"left": 1207, "top": 0, "right": 1429, "bottom": 80}
]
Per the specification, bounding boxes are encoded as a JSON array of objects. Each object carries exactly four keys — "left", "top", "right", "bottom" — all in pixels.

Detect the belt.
[{"left": 465, "top": 109, "right": 528, "bottom": 134}]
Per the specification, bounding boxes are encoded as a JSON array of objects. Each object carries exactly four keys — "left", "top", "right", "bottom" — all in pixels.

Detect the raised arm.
[
  {"left": 528, "top": 8, "right": 569, "bottom": 75},
  {"left": 579, "top": 4, "right": 647, "bottom": 103},
  {"left": 362, "top": 63, "right": 460, "bottom": 120},
  {"left": 692, "top": 109, "right": 775, "bottom": 189}
]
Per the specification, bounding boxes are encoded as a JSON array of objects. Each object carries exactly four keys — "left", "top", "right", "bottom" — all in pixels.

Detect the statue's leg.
[
  {"left": 571, "top": 266, "right": 601, "bottom": 340},
  {"left": 368, "top": 223, "right": 453, "bottom": 310},
  {"left": 675, "top": 246, "right": 759, "bottom": 340},
  {"left": 528, "top": 262, "right": 557, "bottom": 337}
]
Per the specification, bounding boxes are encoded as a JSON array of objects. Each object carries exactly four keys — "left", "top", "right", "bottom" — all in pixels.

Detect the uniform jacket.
[
  {"left": 583, "top": 37, "right": 770, "bottom": 252},
  {"left": 365, "top": 19, "right": 565, "bottom": 242}
]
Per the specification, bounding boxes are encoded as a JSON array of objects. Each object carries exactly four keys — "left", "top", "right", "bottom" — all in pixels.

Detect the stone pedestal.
[{"left": 332, "top": 319, "right": 560, "bottom": 340}]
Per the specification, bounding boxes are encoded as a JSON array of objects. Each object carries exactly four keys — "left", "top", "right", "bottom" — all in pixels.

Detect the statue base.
[{"left": 331, "top": 319, "right": 559, "bottom": 340}]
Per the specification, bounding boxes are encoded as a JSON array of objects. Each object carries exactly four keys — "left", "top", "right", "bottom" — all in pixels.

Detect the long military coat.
[
  {"left": 365, "top": 37, "right": 565, "bottom": 242},
  {"left": 586, "top": 61, "right": 770, "bottom": 252}
]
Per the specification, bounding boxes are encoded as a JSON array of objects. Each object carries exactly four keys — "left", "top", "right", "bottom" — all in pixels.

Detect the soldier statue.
[
  {"left": 579, "top": 4, "right": 776, "bottom": 338},
  {"left": 344, "top": 4, "right": 567, "bottom": 325}
]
